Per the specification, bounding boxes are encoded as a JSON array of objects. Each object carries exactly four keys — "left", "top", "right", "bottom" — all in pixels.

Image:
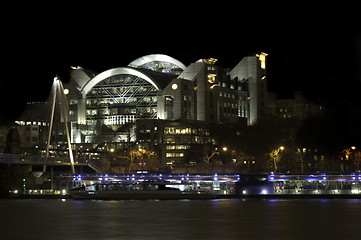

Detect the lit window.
[
  {"left": 166, "top": 153, "right": 184, "bottom": 158},
  {"left": 208, "top": 74, "right": 216, "bottom": 83}
]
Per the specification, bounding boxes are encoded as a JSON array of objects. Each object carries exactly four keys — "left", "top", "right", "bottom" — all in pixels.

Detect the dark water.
[{"left": 1, "top": 198, "right": 361, "bottom": 240}]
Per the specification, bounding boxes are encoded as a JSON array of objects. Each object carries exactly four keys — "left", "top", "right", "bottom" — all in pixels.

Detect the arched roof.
[
  {"left": 128, "top": 54, "right": 187, "bottom": 71},
  {"left": 81, "top": 67, "right": 160, "bottom": 95}
]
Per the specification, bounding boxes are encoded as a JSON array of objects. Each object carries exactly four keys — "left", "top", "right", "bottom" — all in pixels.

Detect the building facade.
[
  {"left": 7, "top": 53, "right": 274, "bottom": 166},
  {"left": 60, "top": 54, "right": 268, "bottom": 164}
]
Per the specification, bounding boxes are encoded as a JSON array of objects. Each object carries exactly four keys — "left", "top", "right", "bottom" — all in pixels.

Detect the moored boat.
[{"left": 69, "top": 182, "right": 216, "bottom": 199}]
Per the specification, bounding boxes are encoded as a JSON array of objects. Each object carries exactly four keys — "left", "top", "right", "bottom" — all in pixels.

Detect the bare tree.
[{"left": 204, "top": 149, "right": 219, "bottom": 164}]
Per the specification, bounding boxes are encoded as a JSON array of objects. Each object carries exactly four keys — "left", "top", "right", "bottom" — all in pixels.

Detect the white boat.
[{"left": 69, "top": 182, "right": 216, "bottom": 200}]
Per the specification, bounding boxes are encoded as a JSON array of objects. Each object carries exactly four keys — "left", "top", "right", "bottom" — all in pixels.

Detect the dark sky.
[{"left": 1, "top": 3, "right": 360, "bottom": 121}]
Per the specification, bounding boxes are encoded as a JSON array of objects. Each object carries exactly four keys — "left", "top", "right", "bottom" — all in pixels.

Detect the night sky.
[{"left": 1, "top": 3, "right": 360, "bottom": 122}]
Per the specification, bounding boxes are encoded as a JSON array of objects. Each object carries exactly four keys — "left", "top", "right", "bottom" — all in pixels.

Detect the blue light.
[{"left": 213, "top": 174, "right": 218, "bottom": 181}]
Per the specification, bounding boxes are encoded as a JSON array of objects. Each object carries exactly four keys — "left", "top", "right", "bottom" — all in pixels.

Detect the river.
[{"left": 1, "top": 198, "right": 361, "bottom": 240}]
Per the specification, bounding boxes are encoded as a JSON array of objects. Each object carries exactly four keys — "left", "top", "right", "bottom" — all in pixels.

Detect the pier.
[{"left": 7, "top": 173, "right": 361, "bottom": 199}]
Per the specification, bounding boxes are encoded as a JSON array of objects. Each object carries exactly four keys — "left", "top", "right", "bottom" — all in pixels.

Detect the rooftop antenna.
[{"left": 44, "top": 76, "right": 75, "bottom": 174}]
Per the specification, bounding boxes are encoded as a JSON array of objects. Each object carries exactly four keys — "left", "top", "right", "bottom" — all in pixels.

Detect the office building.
[{"left": 10, "top": 53, "right": 269, "bottom": 165}]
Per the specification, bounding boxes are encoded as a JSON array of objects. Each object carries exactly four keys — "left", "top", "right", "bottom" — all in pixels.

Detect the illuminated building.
[
  {"left": 230, "top": 52, "right": 269, "bottom": 125},
  {"left": 13, "top": 53, "right": 270, "bottom": 165},
  {"left": 65, "top": 53, "right": 267, "bottom": 164}
]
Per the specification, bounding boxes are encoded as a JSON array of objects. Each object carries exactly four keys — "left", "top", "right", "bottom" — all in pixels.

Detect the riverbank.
[
  {"left": 219, "top": 194, "right": 361, "bottom": 199},
  {"left": 5, "top": 193, "right": 361, "bottom": 200}
]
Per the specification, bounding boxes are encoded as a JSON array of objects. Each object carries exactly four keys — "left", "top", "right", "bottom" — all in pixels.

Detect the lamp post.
[
  {"left": 221, "top": 146, "right": 228, "bottom": 174},
  {"left": 351, "top": 146, "right": 357, "bottom": 171}
]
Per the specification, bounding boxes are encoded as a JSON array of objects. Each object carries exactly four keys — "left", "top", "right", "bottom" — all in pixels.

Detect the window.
[
  {"left": 165, "top": 96, "right": 174, "bottom": 120},
  {"left": 166, "top": 153, "right": 184, "bottom": 158},
  {"left": 111, "top": 108, "right": 118, "bottom": 115},
  {"left": 70, "top": 99, "right": 78, "bottom": 105}
]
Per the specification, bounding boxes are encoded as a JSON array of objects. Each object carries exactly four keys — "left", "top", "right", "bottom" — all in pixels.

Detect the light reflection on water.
[{"left": 1, "top": 198, "right": 361, "bottom": 240}]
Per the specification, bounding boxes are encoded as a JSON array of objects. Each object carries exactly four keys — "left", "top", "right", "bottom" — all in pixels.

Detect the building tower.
[{"left": 230, "top": 53, "right": 268, "bottom": 125}]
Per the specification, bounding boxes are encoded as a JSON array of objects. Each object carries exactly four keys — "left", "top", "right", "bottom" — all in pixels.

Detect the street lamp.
[
  {"left": 222, "top": 146, "right": 228, "bottom": 152},
  {"left": 270, "top": 146, "right": 285, "bottom": 174}
]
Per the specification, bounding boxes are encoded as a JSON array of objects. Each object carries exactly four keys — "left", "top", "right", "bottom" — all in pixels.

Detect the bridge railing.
[{"left": 0, "top": 153, "right": 90, "bottom": 165}]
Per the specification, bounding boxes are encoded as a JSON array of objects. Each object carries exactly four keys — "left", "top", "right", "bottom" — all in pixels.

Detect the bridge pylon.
[{"left": 44, "top": 76, "right": 75, "bottom": 174}]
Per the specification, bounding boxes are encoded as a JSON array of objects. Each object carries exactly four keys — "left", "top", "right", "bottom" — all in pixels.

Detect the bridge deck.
[{"left": 0, "top": 153, "right": 89, "bottom": 166}]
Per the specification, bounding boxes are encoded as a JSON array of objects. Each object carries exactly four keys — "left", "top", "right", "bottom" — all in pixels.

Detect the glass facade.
[
  {"left": 137, "top": 61, "right": 183, "bottom": 75},
  {"left": 85, "top": 74, "right": 158, "bottom": 126}
]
